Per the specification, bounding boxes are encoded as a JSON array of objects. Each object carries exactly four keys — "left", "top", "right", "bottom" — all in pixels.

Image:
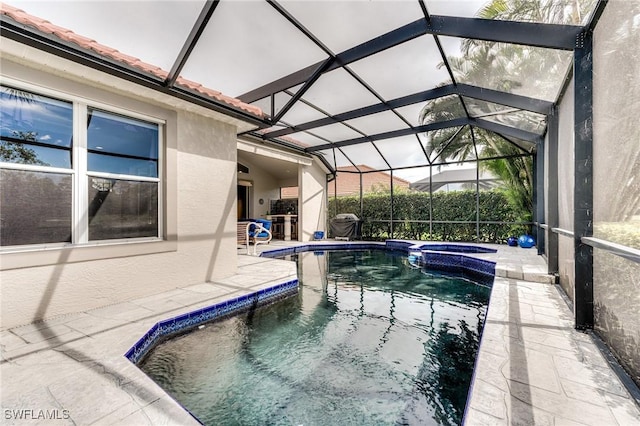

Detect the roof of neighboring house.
[
  {"left": 410, "top": 167, "right": 500, "bottom": 192},
  {"left": 329, "top": 165, "right": 411, "bottom": 196},
  {"left": 0, "top": 3, "right": 263, "bottom": 119}
]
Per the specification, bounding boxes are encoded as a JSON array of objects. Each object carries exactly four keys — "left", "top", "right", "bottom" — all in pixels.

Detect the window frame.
[{"left": 0, "top": 79, "right": 165, "bottom": 251}]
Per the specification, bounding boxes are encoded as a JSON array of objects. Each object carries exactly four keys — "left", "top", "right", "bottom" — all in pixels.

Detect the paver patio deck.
[
  {"left": 1, "top": 240, "right": 638, "bottom": 425},
  {"left": 1, "top": 255, "right": 296, "bottom": 425},
  {"left": 466, "top": 276, "right": 640, "bottom": 425}
]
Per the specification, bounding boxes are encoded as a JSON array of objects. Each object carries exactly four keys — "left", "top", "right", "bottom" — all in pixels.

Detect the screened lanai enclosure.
[{"left": 1, "top": 0, "right": 639, "bottom": 389}]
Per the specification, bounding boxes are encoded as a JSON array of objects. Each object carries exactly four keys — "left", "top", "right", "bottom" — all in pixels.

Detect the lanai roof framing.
[
  {"left": 0, "top": 0, "right": 602, "bottom": 173},
  {"left": 235, "top": 0, "right": 596, "bottom": 172}
]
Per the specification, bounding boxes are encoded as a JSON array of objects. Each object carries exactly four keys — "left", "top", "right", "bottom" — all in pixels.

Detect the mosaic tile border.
[
  {"left": 259, "top": 242, "right": 386, "bottom": 258},
  {"left": 261, "top": 239, "right": 496, "bottom": 286},
  {"left": 127, "top": 242, "right": 494, "bottom": 362},
  {"left": 386, "top": 239, "right": 498, "bottom": 254},
  {"left": 421, "top": 251, "right": 496, "bottom": 286},
  {"left": 125, "top": 280, "right": 299, "bottom": 364},
  {"left": 385, "top": 240, "right": 496, "bottom": 285}
]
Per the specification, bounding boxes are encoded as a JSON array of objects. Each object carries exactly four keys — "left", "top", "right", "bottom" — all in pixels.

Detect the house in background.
[
  {"left": 328, "top": 165, "right": 411, "bottom": 197},
  {"left": 410, "top": 167, "right": 501, "bottom": 193}
]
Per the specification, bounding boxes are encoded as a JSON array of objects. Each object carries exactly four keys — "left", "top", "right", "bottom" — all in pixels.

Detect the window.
[{"left": 0, "top": 85, "right": 162, "bottom": 248}]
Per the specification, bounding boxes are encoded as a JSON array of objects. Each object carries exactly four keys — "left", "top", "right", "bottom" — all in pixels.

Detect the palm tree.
[{"left": 421, "top": 0, "right": 596, "bottom": 221}]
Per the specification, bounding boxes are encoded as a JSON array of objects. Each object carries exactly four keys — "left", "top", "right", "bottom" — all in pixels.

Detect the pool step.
[{"left": 495, "top": 264, "right": 556, "bottom": 284}]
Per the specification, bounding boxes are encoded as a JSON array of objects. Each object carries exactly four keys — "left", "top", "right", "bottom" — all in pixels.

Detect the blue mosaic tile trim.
[
  {"left": 383, "top": 240, "right": 497, "bottom": 254},
  {"left": 385, "top": 240, "right": 414, "bottom": 252},
  {"left": 125, "top": 280, "right": 299, "bottom": 364},
  {"left": 260, "top": 240, "right": 496, "bottom": 287},
  {"left": 260, "top": 242, "right": 385, "bottom": 258},
  {"left": 421, "top": 252, "right": 496, "bottom": 286},
  {"left": 261, "top": 240, "right": 496, "bottom": 258}
]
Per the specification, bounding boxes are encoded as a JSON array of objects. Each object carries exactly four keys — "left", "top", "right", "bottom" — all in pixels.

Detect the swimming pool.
[{"left": 139, "top": 249, "right": 491, "bottom": 425}]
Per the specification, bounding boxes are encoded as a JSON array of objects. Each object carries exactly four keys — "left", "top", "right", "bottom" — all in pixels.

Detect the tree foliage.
[
  {"left": 419, "top": 0, "right": 596, "bottom": 222},
  {"left": 0, "top": 131, "right": 48, "bottom": 166}
]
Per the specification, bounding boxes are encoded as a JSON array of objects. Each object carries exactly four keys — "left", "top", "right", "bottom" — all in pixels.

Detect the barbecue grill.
[{"left": 329, "top": 213, "right": 362, "bottom": 241}]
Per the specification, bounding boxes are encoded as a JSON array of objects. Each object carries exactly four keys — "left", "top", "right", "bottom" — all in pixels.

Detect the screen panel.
[
  {"left": 182, "top": 0, "right": 328, "bottom": 97},
  {"left": 12, "top": 0, "right": 207, "bottom": 72},
  {"left": 348, "top": 35, "right": 451, "bottom": 101}
]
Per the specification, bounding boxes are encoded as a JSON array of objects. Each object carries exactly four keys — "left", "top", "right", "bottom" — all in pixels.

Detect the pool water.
[{"left": 140, "top": 250, "right": 491, "bottom": 425}]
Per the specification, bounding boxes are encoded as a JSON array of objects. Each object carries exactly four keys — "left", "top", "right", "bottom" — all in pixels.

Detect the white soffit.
[{"left": 238, "top": 139, "right": 312, "bottom": 166}]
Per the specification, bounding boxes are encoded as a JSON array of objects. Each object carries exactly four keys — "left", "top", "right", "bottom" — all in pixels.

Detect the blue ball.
[
  {"left": 506, "top": 236, "right": 518, "bottom": 247},
  {"left": 518, "top": 235, "right": 535, "bottom": 248}
]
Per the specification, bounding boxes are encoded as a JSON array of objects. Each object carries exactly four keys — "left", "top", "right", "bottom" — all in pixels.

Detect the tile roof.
[
  {"left": 0, "top": 2, "right": 263, "bottom": 119},
  {"left": 255, "top": 128, "right": 309, "bottom": 149}
]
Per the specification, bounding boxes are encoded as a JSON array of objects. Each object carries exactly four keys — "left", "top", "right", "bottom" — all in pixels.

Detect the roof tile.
[
  {"left": 0, "top": 2, "right": 263, "bottom": 119},
  {"left": 255, "top": 129, "right": 309, "bottom": 149}
]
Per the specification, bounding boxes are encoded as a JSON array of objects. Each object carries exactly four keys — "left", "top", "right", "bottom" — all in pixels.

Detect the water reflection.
[{"left": 141, "top": 250, "right": 490, "bottom": 425}]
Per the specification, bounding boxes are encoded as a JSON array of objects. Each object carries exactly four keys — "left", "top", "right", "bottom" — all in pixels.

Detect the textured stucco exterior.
[
  {"left": 0, "top": 39, "right": 247, "bottom": 328},
  {"left": 299, "top": 158, "right": 328, "bottom": 241},
  {"left": 237, "top": 139, "right": 326, "bottom": 240},
  {"left": 236, "top": 152, "right": 282, "bottom": 220}
]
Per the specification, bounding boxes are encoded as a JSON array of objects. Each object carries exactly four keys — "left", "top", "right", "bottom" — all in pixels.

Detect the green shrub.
[{"left": 328, "top": 189, "right": 529, "bottom": 243}]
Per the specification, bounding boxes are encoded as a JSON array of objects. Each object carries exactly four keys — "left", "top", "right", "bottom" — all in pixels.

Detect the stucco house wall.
[
  {"left": 236, "top": 139, "right": 325, "bottom": 240},
  {"left": 236, "top": 155, "right": 281, "bottom": 220},
  {"left": 0, "top": 39, "right": 250, "bottom": 328},
  {"left": 299, "top": 158, "right": 328, "bottom": 241}
]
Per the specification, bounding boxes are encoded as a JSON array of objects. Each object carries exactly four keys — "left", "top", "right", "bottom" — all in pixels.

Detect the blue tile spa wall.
[
  {"left": 385, "top": 239, "right": 497, "bottom": 255},
  {"left": 125, "top": 280, "right": 299, "bottom": 364},
  {"left": 259, "top": 242, "right": 385, "bottom": 259},
  {"left": 421, "top": 251, "right": 496, "bottom": 286},
  {"left": 261, "top": 240, "right": 496, "bottom": 286}
]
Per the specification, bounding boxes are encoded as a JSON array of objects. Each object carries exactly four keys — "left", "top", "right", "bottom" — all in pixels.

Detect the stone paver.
[
  {"left": 249, "top": 240, "right": 640, "bottom": 426},
  {"left": 1, "top": 240, "right": 638, "bottom": 425},
  {"left": 1, "top": 256, "right": 296, "bottom": 425},
  {"left": 465, "top": 274, "right": 640, "bottom": 425}
]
